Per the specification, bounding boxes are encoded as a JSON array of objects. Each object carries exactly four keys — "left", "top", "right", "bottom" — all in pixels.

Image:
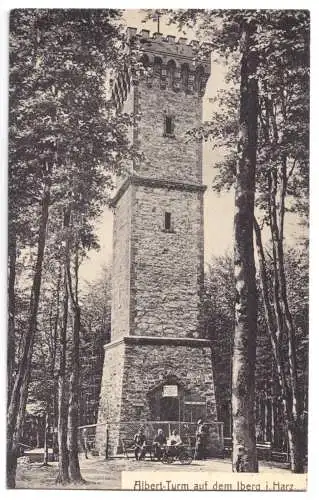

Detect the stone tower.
[{"left": 98, "top": 28, "right": 221, "bottom": 454}]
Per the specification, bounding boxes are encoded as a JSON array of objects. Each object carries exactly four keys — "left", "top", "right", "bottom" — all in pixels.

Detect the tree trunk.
[
  {"left": 261, "top": 95, "right": 304, "bottom": 470},
  {"left": 254, "top": 215, "right": 304, "bottom": 471},
  {"left": 269, "top": 165, "right": 304, "bottom": 472},
  {"left": 68, "top": 305, "right": 83, "bottom": 482},
  {"left": 275, "top": 161, "right": 304, "bottom": 473},
  {"left": 43, "top": 411, "right": 49, "bottom": 465},
  {"left": 36, "top": 416, "right": 41, "bottom": 448},
  {"left": 270, "top": 373, "right": 275, "bottom": 445},
  {"left": 56, "top": 270, "right": 70, "bottom": 484},
  {"left": 67, "top": 244, "right": 83, "bottom": 482},
  {"left": 7, "top": 184, "right": 50, "bottom": 488},
  {"left": 62, "top": 204, "right": 83, "bottom": 483},
  {"left": 264, "top": 399, "right": 268, "bottom": 441},
  {"left": 51, "top": 269, "right": 61, "bottom": 464},
  {"left": 7, "top": 227, "right": 17, "bottom": 403},
  {"left": 232, "top": 20, "right": 259, "bottom": 473}
]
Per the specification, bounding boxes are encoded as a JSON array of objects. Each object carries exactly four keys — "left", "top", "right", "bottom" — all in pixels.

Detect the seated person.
[
  {"left": 167, "top": 429, "right": 182, "bottom": 456},
  {"left": 168, "top": 429, "right": 182, "bottom": 446},
  {"left": 133, "top": 428, "right": 147, "bottom": 461},
  {"left": 153, "top": 428, "right": 167, "bottom": 460}
]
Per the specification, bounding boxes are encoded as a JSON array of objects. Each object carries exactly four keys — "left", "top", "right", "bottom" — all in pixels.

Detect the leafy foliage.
[{"left": 205, "top": 249, "right": 308, "bottom": 440}]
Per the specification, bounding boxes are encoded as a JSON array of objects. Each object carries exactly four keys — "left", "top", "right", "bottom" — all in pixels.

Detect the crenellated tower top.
[{"left": 111, "top": 27, "right": 211, "bottom": 110}]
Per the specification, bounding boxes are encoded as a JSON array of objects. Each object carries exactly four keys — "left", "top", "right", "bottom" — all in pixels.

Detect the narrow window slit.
[{"left": 164, "top": 212, "right": 172, "bottom": 231}]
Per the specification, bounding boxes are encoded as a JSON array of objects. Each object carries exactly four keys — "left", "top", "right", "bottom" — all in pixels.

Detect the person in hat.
[
  {"left": 133, "top": 427, "right": 147, "bottom": 461},
  {"left": 194, "top": 419, "right": 207, "bottom": 460}
]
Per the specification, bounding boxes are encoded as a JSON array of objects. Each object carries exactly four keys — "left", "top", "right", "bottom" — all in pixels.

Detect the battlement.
[
  {"left": 111, "top": 27, "right": 212, "bottom": 111},
  {"left": 127, "top": 27, "right": 211, "bottom": 74}
]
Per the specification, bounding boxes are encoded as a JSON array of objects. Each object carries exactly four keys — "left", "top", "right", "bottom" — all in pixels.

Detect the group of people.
[{"left": 133, "top": 419, "right": 208, "bottom": 461}]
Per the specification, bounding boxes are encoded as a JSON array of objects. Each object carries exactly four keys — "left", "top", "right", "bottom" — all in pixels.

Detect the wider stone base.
[{"left": 97, "top": 336, "right": 223, "bottom": 456}]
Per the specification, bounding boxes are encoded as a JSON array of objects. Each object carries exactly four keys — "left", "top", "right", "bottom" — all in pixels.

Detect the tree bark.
[
  {"left": 51, "top": 269, "right": 61, "bottom": 463},
  {"left": 67, "top": 243, "right": 83, "bottom": 482},
  {"left": 56, "top": 270, "right": 70, "bottom": 484},
  {"left": 254, "top": 218, "right": 289, "bottom": 391},
  {"left": 232, "top": 19, "right": 259, "bottom": 473},
  {"left": 7, "top": 183, "right": 50, "bottom": 488},
  {"left": 36, "top": 416, "right": 41, "bottom": 448},
  {"left": 62, "top": 204, "right": 83, "bottom": 483},
  {"left": 43, "top": 411, "right": 49, "bottom": 465},
  {"left": 7, "top": 228, "right": 17, "bottom": 404},
  {"left": 67, "top": 303, "right": 83, "bottom": 482}
]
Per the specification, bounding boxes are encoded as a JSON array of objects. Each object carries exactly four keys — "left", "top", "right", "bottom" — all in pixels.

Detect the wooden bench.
[
  {"left": 223, "top": 439, "right": 272, "bottom": 461},
  {"left": 257, "top": 441, "right": 272, "bottom": 461},
  {"left": 222, "top": 439, "right": 290, "bottom": 463},
  {"left": 223, "top": 437, "right": 232, "bottom": 458},
  {"left": 121, "top": 439, "right": 153, "bottom": 460},
  {"left": 270, "top": 450, "right": 289, "bottom": 463}
]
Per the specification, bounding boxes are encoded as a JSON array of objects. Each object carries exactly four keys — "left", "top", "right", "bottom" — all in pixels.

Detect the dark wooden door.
[{"left": 160, "top": 397, "right": 179, "bottom": 421}]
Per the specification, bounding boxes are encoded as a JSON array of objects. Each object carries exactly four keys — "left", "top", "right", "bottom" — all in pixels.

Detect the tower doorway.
[
  {"left": 160, "top": 397, "right": 180, "bottom": 421},
  {"left": 148, "top": 378, "right": 185, "bottom": 422}
]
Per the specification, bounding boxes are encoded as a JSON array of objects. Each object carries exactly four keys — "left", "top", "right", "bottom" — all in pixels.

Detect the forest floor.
[{"left": 16, "top": 454, "right": 295, "bottom": 490}]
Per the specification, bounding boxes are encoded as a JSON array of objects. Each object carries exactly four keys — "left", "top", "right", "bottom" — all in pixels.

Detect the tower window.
[
  {"left": 164, "top": 115, "right": 174, "bottom": 137},
  {"left": 164, "top": 212, "right": 172, "bottom": 231}
]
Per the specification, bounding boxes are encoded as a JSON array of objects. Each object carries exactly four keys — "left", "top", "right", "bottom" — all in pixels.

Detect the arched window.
[
  {"left": 181, "top": 63, "right": 189, "bottom": 91},
  {"left": 194, "top": 66, "right": 204, "bottom": 94},
  {"left": 153, "top": 56, "right": 163, "bottom": 77},
  {"left": 167, "top": 60, "right": 176, "bottom": 88},
  {"left": 140, "top": 54, "right": 150, "bottom": 69}
]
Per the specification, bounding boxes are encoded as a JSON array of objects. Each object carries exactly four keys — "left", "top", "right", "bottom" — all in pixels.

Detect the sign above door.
[{"left": 162, "top": 384, "right": 178, "bottom": 397}]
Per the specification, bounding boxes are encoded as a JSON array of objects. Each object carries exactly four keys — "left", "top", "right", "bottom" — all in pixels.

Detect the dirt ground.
[{"left": 16, "top": 454, "right": 294, "bottom": 490}]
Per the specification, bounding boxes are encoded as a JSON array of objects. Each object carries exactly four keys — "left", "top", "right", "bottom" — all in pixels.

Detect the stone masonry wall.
[
  {"left": 111, "top": 186, "right": 132, "bottom": 341},
  {"left": 97, "top": 341, "right": 125, "bottom": 454},
  {"left": 120, "top": 85, "right": 134, "bottom": 176},
  {"left": 131, "top": 184, "right": 204, "bottom": 338},
  {"left": 98, "top": 339, "right": 222, "bottom": 456},
  {"left": 135, "top": 80, "right": 202, "bottom": 184},
  {"left": 120, "top": 341, "right": 217, "bottom": 422},
  {"left": 116, "top": 339, "right": 222, "bottom": 455}
]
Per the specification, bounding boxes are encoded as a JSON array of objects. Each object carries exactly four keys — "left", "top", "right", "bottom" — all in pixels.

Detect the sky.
[{"left": 79, "top": 9, "right": 307, "bottom": 284}]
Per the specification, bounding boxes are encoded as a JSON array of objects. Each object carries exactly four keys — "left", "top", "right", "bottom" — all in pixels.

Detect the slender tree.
[
  {"left": 57, "top": 267, "right": 70, "bottom": 483},
  {"left": 231, "top": 17, "right": 259, "bottom": 472},
  {"left": 7, "top": 180, "right": 51, "bottom": 488}
]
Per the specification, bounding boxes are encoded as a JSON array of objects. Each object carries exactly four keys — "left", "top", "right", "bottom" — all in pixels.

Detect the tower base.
[{"left": 97, "top": 336, "right": 223, "bottom": 456}]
